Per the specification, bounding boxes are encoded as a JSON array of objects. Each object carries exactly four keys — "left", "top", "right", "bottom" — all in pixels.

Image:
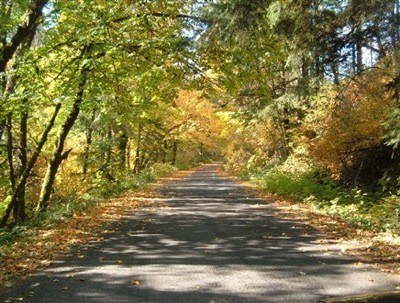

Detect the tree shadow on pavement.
[{"left": 1, "top": 165, "right": 399, "bottom": 303}]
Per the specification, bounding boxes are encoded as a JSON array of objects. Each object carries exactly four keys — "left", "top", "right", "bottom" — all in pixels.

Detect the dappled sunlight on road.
[{"left": 2, "top": 164, "right": 399, "bottom": 303}]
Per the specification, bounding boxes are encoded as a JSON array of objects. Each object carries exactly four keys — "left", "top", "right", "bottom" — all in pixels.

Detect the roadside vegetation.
[{"left": 0, "top": 163, "right": 176, "bottom": 246}]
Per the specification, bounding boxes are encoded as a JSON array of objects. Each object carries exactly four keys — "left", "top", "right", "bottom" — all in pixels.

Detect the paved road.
[{"left": 2, "top": 164, "right": 400, "bottom": 302}]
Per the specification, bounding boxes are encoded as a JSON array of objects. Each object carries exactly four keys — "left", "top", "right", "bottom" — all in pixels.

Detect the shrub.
[{"left": 89, "top": 163, "right": 177, "bottom": 199}]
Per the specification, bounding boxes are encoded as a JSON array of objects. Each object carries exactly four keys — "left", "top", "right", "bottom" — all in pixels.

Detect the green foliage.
[
  {"left": 369, "top": 195, "right": 400, "bottom": 234},
  {"left": 89, "top": 163, "right": 177, "bottom": 199},
  {"left": 0, "top": 225, "right": 32, "bottom": 247},
  {"left": 384, "top": 108, "right": 400, "bottom": 148},
  {"left": 252, "top": 167, "right": 343, "bottom": 203},
  {"left": 249, "top": 159, "right": 400, "bottom": 235}
]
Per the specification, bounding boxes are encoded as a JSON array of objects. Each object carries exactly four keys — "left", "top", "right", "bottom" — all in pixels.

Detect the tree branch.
[{"left": 0, "top": 0, "right": 49, "bottom": 72}]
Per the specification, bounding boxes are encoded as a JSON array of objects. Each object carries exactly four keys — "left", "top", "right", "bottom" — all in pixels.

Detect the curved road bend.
[{"left": 1, "top": 164, "right": 399, "bottom": 303}]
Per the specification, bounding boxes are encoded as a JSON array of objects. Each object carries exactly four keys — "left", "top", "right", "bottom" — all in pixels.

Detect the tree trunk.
[
  {"left": 314, "top": 55, "right": 321, "bottom": 79},
  {"left": 3, "top": 69, "right": 18, "bottom": 198},
  {"left": 17, "top": 98, "right": 28, "bottom": 222},
  {"left": 82, "top": 109, "right": 96, "bottom": 177},
  {"left": 126, "top": 140, "right": 131, "bottom": 170},
  {"left": 331, "top": 60, "right": 339, "bottom": 85},
  {"left": 375, "top": 26, "right": 385, "bottom": 58},
  {"left": 396, "top": 0, "right": 400, "bottom": 44},
  {"left": 134, "top": 123, "right": 142, "bottom": 173},
  {"left": 279, "top": 108, "right": 290, "bottom": 160},
  {"left": 351, "top": 43, "right": 355, "bottom": 75},
  {"left": 118, "top": 130, "right": 128, "bottom": 169},
  {"left": 390, "top": 0, "right": 399, "bottom": 49},
  {"left": 356, "top": 39, "right": 363, "bottom": 74},
  {"left": 5, "top": 112, "right": 23, "bottom": 222},
  {"left": 106, "top": 127, "right": 112, "bottom": 166},
  {"left": 6, "top": 112, "right": 20, "bottom": 222},
  {"left": 6, "top": 113, "right": 16, "bottom": 191},
  {"left": 171, "top": 141, "right": 178, "bottom": 165},
  {"left": 36, "top": 69, "right": 89, "bottom": 213},
  {"left": 2, "top": 67, "right": 17, "bottom": 220},
  {"left": 300, "top": 57, "right": 310, "bottom": 99},
  {"left": 101, "top": 126, "right": 114, "bottom": 180},
  {"left": 0, "top": 102, "right": 61, "bottom": 227},
  {"left": 0, "top": 74, "right": 6, "bottom": 139},
  {"left": 280, "top": 61, "right": 287, "bottom": 94},
  {"left": 162, "top": 140, "right": 168, "bottom": 163}
]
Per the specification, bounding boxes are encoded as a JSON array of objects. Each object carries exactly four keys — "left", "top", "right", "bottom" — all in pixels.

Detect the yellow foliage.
[
  {"left": 303, "top": 70, "right": 396, "bottom": 179},
  {"left": 223, "top": 116, "right": 285, "bottom": 173},
  {"left": 171, "top": 90, "right": 226, "bottom": 148}
]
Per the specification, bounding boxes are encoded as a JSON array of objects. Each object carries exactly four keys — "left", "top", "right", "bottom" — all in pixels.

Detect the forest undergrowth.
[{"left": 235, "top": 156, "right": 400, "bottom": 237}]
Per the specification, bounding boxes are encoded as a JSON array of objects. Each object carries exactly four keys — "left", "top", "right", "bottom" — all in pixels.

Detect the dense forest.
[{"left": 0, "top": 0, "right": 399, "bottom": 235}]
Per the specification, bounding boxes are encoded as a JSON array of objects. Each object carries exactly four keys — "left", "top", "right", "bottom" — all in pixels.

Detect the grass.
[
  {"left": 89, "top": 163, "right": 177, "bottom": 198},
  {"left": 248, "top": 167, "right": 400, "bottom": 235}
]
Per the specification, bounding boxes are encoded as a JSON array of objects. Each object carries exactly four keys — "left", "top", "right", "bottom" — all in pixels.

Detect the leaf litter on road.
[
  {"left": 0, "top": 168, "right": 197, "bottom": 288},
  {"left": 131, "top": 280, "right": 141, "bottom": 286}
]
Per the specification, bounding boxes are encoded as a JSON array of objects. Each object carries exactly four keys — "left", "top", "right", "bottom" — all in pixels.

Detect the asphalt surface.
[{"left": 1, "top": 164, "right": 400, "bottom": 303}]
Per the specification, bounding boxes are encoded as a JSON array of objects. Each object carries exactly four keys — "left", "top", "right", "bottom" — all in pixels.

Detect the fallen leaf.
[
  {"left": 16, "top": 263, "right": 28, "bottom": 269},
  {"left": 40, "top": 260, "right": 52, "bottom": 267}
]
